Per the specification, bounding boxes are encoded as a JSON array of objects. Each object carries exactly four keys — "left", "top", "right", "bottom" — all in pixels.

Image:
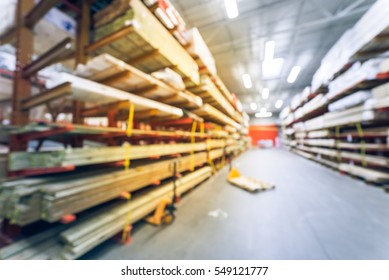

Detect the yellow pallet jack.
[
  {"left": 227, "top": 167, "right": 275, "bottom": 193},
  {"left": 146, "top": 161, "right": 179, "bottom": 226}
]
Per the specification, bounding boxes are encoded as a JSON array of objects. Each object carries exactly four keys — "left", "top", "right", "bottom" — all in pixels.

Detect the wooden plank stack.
[
  {"left": 0, "top": 167, "right": 212, "bottom": 260},
  {"left": 0, "top": 0, "right": 249, "bottom": 260},
  {"left": 91, "top": 0, "right": 200, "bottom": 85}
]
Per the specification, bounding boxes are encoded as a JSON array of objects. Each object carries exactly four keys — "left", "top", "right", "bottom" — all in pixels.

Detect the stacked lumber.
[
  {"left": 42, "top": 72, "right": 184, "bottom": 120},
  {"left": 0, "top": 226, "right": 66, "bottom": 260},
  {"left": 142, "top": 0, "right": 189, "bottom": 46},
  {"left": 282, "top": 32, "right": 389, "bottom": 184},
  {"left": 311, "top": 0, "right": 389, "bottom": 92},
  {"left": 0, "top": 167, "right": 212, "bottom": 259},
  {"left": 74, "top": 54, "right": 202, "bottom": 110},
  {"left": 189, "top": 75, "right": 242, "bottom": 123},
  {"left": 186, "top": 28, "right": 217, "bottom": 76},
  {"left": 8, "top": 140, "right": 228, "bottom": 171},
  {"left": 0, "top": 0, "right": 249, "bottom": 261},
  {"left": 1, "top": 150, "right": 226, "bottom": 225},
  {"left": 12, "top": 122, "right": 221, "bottom": 141},
  {"left": 90, "top": 0, "right": 199, "bottom": 85},
  {"left": 59, "top": 166, "right": 212, "bottom": 259},
  {"left": 193, "top": 104, "right": 241, "bottom": 131}
]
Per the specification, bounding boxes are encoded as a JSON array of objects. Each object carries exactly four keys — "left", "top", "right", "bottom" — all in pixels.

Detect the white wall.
[{"left": 249, "top": 116, "right": 280, "bottom": 126}]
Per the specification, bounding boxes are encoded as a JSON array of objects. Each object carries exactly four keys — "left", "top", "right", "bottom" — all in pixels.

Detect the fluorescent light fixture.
[
  {"left": 275, "top": 99, "right": 283, "bottom": 109},
  {"left": 264, "top": 41, "right": 275, "bottom": 61},
  {"left": 262, "top": 88, "right": 269, "bottom": 99},
  {"left": 242, "top": 73, "right": 252, "bottom": 89},
  {"left": 255, "top": 112, "right": 273, "bottom": 118},
  {"left": 262, "top": 58, "right": 284, "bottom": 79},
  {"left": 224, "top": 0, "right": 239, "bottom": 19},
  {"left": 250, "top": 102, "right": 257, "bottom": 110},
  {"left": 287, "top": 66, "right": 301, "bottom": 83}
]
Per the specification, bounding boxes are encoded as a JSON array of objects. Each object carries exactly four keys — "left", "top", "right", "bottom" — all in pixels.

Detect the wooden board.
[
  {"left": 188, "top": 75, "right": 242, "bottom": 122},
  {"left": 89, "top": 0, "right": 199, "bottom": 85},
  {"left": 295, "top": 145, "right": 389, "bottom": 166},
  {"left": 8, "top": 141, "right": 228, "bottom": 171},
  {"left": 75, "top": 54, "right": 202, "bottom": 110},
  {"left": 0, "top": 167, "right": 213, "bottom": 259},
  {"left": 1, "top": 148, "right": 229, "bottom": 225},
  {"left": 193, "top": 104, "right": 241, "bottom": 130},
  {"left": 45, "top": 72, "right": 184, "bottom": 120},
  {"left": 59, "top": 166, "right": 212, "bottom": 259}
]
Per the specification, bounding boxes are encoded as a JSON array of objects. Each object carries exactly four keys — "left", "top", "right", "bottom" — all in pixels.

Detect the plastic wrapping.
[{"left": 151, "top": 68, "right": 185, "bottom": 90}]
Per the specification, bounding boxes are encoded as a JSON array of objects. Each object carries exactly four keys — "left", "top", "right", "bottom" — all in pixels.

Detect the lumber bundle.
[
  {"left": 74, "top": 54, "right": 202, "bottom": 110},
  {"left": 8, "top": 140, "right": 228, "bottom": 171},
  {"left": 295, "top": 145, "right": 389, "bottom": 166},
  {"left": 339, "top": 164, "right": 389, "bottom": 183},
  {"left": 41, "top": 73, "right": 184, "bottom": 120},
  {"left": 1, "top": 150, "right": 226, "bottom": 225},
  {"left": 0, "top": 167, "right": 212, "bottom": 259},
  {"left": 311, "top": 0, "right": 389, "bottom": 91},
  {"left": 89, "top": 0, "right": 199, "bottom": 85},
  {"left": 189, "top": 75, "right": 242, "bottom": 123},
  {"left": 303, "top": 105, "right": 389, "bottom": 131},
  {"left": 0, "top": 0, "right": 249, "bottom": 261},
  {"left": 59, "top": 166, "right": 212, "bottom": 259},
  {"left": 282, "top": 35, "right": 389, "bottom": 185},
  {"left": 12, "top": 122, "right": 221, "bottom": 141},
  {"left": 193, "top": 104, "right": 241, "bottom": 130},
  {"left": 186, "top": 28, "right": 217, "bottom": 76},
  {"left": 0, "top": 225, "right": 65, "bottom": 260}
]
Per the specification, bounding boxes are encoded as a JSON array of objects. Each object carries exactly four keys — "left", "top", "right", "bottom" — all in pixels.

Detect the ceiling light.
[
  {"left": 250, "top": 102, "right": 257, "bottom": 110},
  {"left": 287, "top": 66, "right": 301, "bottom": 83},
  {"left": 260, "top": 107, "right": 267, "bottom": 113},
  {"left": 255, "top": 112, "right": 273, "bottom": 118},
  {"left": 224, "top": 0, "right": 239, "bottom": 19},
  {"left": 275, "top": 99, "right": 283, "bottom": 109},
  {"left": 262, "top": 58, "right": 284, "bottom": 79},
  {"left": 242, "top": 73, "right": 252, "bottom": 89},
  {"left": 262, "top": 88, "right": 269, "bottom": 99},
  {"left": 264, "top": 40, "right": 275, "bottom": 61}
]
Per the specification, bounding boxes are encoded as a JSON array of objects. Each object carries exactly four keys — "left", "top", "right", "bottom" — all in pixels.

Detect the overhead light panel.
[
  {"left": 250, "top": 102, "right": 257, "bottom": 110},
  {"left": 242, "top": 73, "right": 252, "bottom": 89},
  {"left": 255, "top": 111, "right": 273, "bottom": 118},
  {"left": 275, "top": 99, "right": 283, "bottom": 109},
  {"left": 264, "top": 41, "right": 275, "bottom": 61},
  {"left": 287, "top": 66, "right": 301, "bottom": 84},
  {"left": 224, "top": 0, "right": 239, "bottom": 19},
  {"left": 262, "top": 88, "right": 269, "bottom": 99},
  {"left": 262, "top": 58, "right": 284, "bottom": 79}
]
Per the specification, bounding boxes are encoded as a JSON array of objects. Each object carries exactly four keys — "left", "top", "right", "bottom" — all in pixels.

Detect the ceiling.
[{"left": 171, "top": 0, "right": 377, "bottom": 115}]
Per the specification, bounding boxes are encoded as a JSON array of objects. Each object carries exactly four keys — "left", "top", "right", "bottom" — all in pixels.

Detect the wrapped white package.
[
  {"left": 328, "top": 90, "right": 372, "bottom": 112},
  {"left": 311, "top": 0, "right": 389, "bottom": 92},
  {"left": 186, "top": 28, "right": 217, "bottom": 76},
  {"left": 151, "top": 68, "right": 186, "bottom": 90},
  {"left": 0, "top": 0, "right": 17, "bottom": 37},
  {"left": 290, "top": 93, "right": 302, "bottom": 110},
  {"left": 327, "top": 58, "right": 384, "bottom": 101}
]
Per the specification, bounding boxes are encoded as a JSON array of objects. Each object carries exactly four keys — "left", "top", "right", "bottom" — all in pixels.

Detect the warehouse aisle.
[{"left": 84, "top": 149, "right": 389, "bottom": 260}]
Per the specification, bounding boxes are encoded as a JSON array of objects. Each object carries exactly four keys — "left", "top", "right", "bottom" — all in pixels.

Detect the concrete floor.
[{"left": 83, "top": 148, "right": 389, "bottom": 260}]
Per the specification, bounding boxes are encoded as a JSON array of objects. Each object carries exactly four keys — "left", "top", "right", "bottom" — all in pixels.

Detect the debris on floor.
[{"left": 208, "top": 209, "right": 228, "bottom": 219}]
